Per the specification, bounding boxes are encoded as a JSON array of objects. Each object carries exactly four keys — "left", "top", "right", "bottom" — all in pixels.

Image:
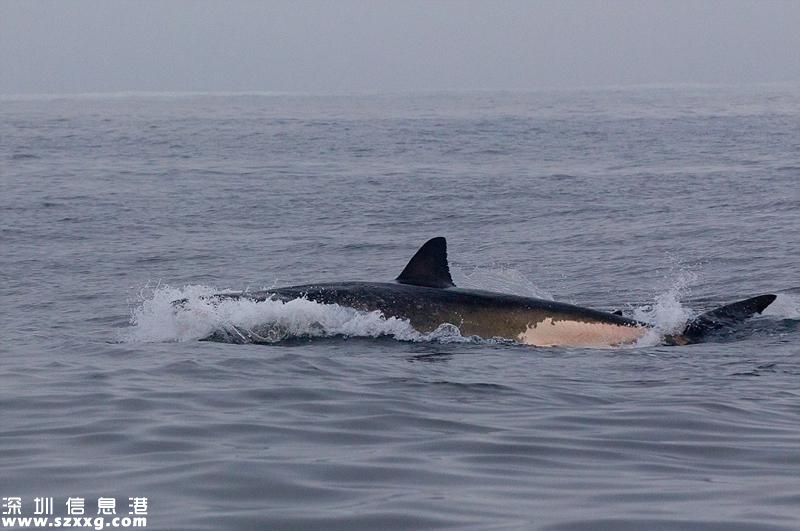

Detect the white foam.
[
  {"left": 120, "top": 284, "right": 472, "bottom": 344},
  {"left": 631, "top": 270, "right": 698, "bottom": 346}
]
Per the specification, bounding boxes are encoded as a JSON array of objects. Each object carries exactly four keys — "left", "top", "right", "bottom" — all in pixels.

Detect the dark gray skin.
[{"left": 213, "top": 282, "right": 644, "bottom": 340}]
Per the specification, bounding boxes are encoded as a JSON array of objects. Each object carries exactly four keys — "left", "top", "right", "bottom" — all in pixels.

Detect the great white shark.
[{"left": 186, "top": 237, "right": 776, "bottom": 347}]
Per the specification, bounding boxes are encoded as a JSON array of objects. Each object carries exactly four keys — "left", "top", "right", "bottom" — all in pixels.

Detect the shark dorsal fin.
[{"left": 396, "top": 237, "right": 455, "bottom": 289}]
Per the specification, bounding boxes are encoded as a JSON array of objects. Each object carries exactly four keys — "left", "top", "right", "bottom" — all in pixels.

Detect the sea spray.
[{"left": 122, "top": 284, "right": 474, "bottom": 344}]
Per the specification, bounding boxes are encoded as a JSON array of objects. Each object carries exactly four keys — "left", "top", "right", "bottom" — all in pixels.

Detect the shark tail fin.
[{"left": 668, "top": 294, "right": 776, "bottom": 345}]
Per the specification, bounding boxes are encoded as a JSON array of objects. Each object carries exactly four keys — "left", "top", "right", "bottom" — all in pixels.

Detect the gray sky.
[{"left": 1, "top": 0, "right": 799, "bottom": 95}]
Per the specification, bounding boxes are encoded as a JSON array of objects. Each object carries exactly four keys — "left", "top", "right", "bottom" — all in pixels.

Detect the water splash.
[
  {"left": 762, "top": 293, "right": 800, "bottom": 320},
  {"left": 631, "top": 269, "right": 698, "bottom": 346},
  {"left": 457, "top": 266, "right": 555, "bottom": 300},
  {"left": 120, "top": 284, "right": 473, "bottom": 344}
]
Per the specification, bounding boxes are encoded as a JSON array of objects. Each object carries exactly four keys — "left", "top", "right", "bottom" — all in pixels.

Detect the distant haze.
[{"left": 1, "top": 0, "right": 799, "bottom": 95}]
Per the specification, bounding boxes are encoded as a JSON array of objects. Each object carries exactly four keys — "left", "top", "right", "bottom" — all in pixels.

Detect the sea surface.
[{"left": 2, "top": 86, "right": 799, "bottom": 530}]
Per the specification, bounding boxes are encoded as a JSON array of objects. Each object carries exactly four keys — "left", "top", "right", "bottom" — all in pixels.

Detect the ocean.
[{"left": 2, "top": 86, "right": 799, "bottom": 530}]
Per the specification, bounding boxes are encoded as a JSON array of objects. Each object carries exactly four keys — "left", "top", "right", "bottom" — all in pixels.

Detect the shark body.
[{"left": 193, "top": 237, "right": 776, "bottom": 347}]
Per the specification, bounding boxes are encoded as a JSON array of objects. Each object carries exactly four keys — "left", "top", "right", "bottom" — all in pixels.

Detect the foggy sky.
[{"left": 1, "top": 0, "right": 799, "bottom": 95}]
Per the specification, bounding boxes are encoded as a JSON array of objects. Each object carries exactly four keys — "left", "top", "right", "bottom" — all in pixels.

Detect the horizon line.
[{"left": 2, "top": 81, "right": 799, "bottom": 101}]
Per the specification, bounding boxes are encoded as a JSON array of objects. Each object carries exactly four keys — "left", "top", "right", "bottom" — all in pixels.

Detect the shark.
[{"left": 185, "top": 237, "right": 776, "bottom": 347}]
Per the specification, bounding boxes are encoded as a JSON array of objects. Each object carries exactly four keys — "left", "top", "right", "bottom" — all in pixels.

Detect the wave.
[
  {"left": 120, "top": 276, "right": 798, "bottom": 347},
  {"left": 120, "top": 284, "right": 473, "bottom": 345}
]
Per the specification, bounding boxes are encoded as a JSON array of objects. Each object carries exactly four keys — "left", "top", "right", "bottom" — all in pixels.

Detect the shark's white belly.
[{"left": 517, "top": 317, "right": 646, "bottom": 347}]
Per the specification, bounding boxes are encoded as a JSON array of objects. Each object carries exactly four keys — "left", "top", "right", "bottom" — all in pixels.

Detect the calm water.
[{"left": 2, "top": 87, "right": 800, "bottom": 530}]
